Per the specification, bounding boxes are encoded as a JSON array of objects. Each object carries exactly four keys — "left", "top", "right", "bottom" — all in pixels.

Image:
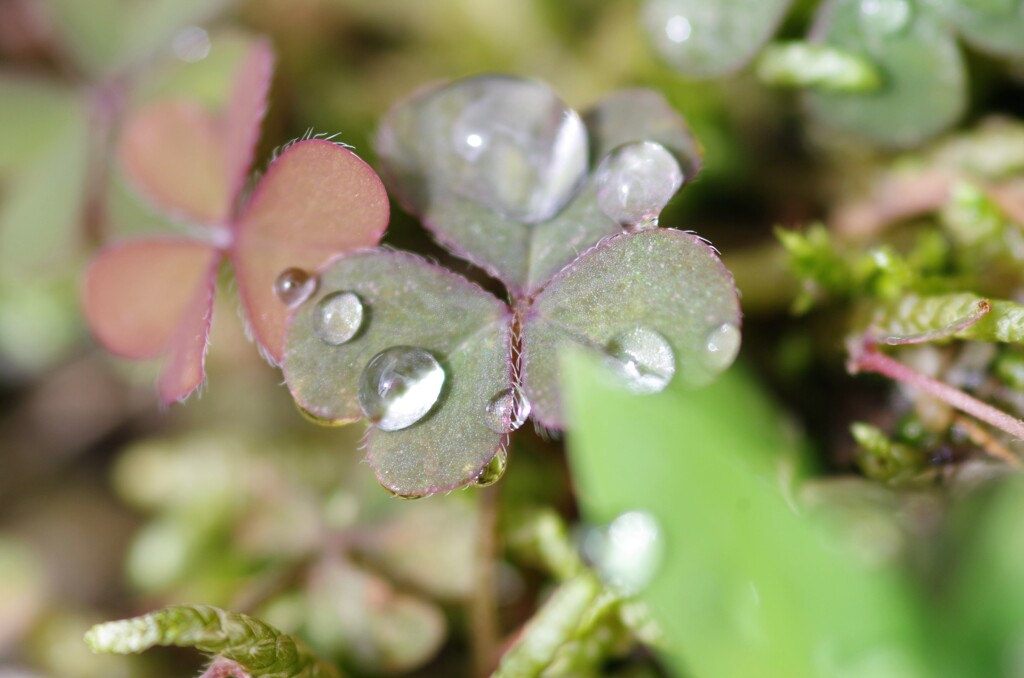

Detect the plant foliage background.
[{"left": 2, "top": 0, "right": 1024, "bottom": 677}]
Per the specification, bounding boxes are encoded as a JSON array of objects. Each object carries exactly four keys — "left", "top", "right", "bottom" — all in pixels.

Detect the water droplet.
[
  {"left": 597, "top": 142, "right": 683, "bottom": 228},
  {"left": 172, "top": 26, "right": 211, "bottom": 63},
  {"left": 664, "top": 14, "right": 692, "bottom": 43},
  {"left": 607, "top": 327, "right": 676, "bottom": 394},
  {"left": 313, "top": 291, "right": 364, "bottom": 345},
  {"left": 380, "top": 484, "right": 426, "bottom": 500},
  {"left": 436, "top": 77, "right": 589, "bottom": 223},
  {"left": 859, "top": 0, "right": 912, "bottom": 37},
  {"left": 703, "top": 323, "right": 741, "bottom": 372},
  {"left": 358, "top": 347, "right": 445, "bottom": 431},
  {"left": 274, "top": 268, "right": 317, "bottom": 307},
  {"left": 484, "top": 387, "right": 531, "bottom": 434},
  {"left": 583, "top": 511, "right": 664, "bottom": 595},
  {"left": 475, "top": 448, "right": 508, "bottom": 487}
]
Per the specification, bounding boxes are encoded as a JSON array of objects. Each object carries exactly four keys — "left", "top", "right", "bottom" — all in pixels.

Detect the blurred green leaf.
[
  {"left": 85, "top": 604, "right": 339, "bottom": 677},
  {"left": 642, "top": 0, "right": 795, "bottom": 78},
  {"left": 562, "top": 354, "right": 930, "bottom": 677},
  {"left": 806, "top": 0, "right": 965, "bottom": 147},
  {"left": 756, "top": 41, "right": 882, "bottom": 92},
  {"left": 932, "top": 0, "right": 1024, "bottom": 59}
]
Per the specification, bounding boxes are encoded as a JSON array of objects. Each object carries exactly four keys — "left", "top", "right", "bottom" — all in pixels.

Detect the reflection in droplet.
[
  {"left": 583, "top": 511, "right": 664, "bottom": 595},
  {"left": 665, "top": 14, "right": 692, "bottom": 43},
  {"left": 607, "top": 327, "right": 676, "bottom": 394},
  {"left": 358, "top": 347, "right": 445, "bottom": 431},
  {"left": 475, "top": 448, "right": 508, "bottom": 487},
  {"left": 859, "top": 0, "right": 912, "bottom": 36},
  {"left": 172, "top": 26, "right": 211, "bottom": 63},
  {"left": 274, "top": 268, "right": 317, "bottom": 307},
  {"left": 484, "top": 387, "right": 531, "bottom": 434},
  {"left": 440, "top": 77, "right": 589, "bottom": 223},
  {"left": 380, "top": 484, "right": 426, "bottom": 500},
  {"left": 313, "top": 291, "right": 364, "bottom": 346},
  {"left": 596, "top": 141, "right": 683, "bottom": 228},
  {"left": 703, "top": 323, "right": 741, "bottom": 372}
]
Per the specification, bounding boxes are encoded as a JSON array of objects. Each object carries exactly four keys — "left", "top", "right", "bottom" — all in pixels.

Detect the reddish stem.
[{"left": 849, "top": 341, "right": 1024, "bottom": 443}]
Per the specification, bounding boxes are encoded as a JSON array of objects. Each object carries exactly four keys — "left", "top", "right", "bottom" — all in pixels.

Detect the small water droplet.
[
  {"left": 607, "top": 327, "right": 676, "bottom": 394},
  {"left": 358, "top": 346, "right": 445, "bottom": 431},
  {"left": 664, "top": 14, "right": 692, "bottom": 43},
  {"left": 859, "top": 0, "right": 912, "bottom": 37},
  {"left": 436, "top": 77, "right": 589, "bottom": 223},
  {"left": 380, "top": 484, "right": 426, "bottom": 500},
  {"left": 703, "top": 323, "right": 741, "bottom": 372},
  {"left": 583, "top": 511, "right": 664, "bottom": 595},
  {"left": 313, "top": 291, "right": 364, "bottom": 345},
  {"left": 172, "top": 26, "right": 211, "bottom": 63},
  {"left": 475, "top": 448, "right": 508, "bottom": 487},
  {"left": 484, "top": 387, "right": 531, "bottom": 434},
  {"left": 274, "top": 268, "right": 317, "bottom": 307},
  {"left": 596, "top": 141, "right": 683, "bottom": 228}
]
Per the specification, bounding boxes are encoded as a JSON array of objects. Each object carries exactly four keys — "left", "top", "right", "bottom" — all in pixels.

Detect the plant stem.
[
  {"left": 471, "top": 483, "right": 502, "bottom": 678},
  {"left": 848, "top": 342, "right": 1024, "bottom": 445}
]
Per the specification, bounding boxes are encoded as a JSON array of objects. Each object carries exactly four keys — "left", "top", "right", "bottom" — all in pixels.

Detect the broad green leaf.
[
  {"left": 521, "top": 229, "right": 741, "bottom": 428},
  {"left": 941, "top": 475, "right": 1024, "bottom": 676},
  {"left": 562, "top": 354, "right": 931, "bottom": 678},
  {"left": 642, "top": 0, "right": 795, "bottom": 78},
  {"left": 84, "top": 604, "right": 339, "bottom": 678},
  {"left": 806, "top": 0, "right": 966, "bottom": 147},
  {"left": 0, "top": 91, "right": 89, "bottom": 282},
  {"left": 376, "top": 76, "right": 699, "bottom": 295},
  {"left": 932, "top": 0, "right": 1024, "bottom": 59},
  {"left": 283, "top": 249, "right": 512, "bottom": 496}
]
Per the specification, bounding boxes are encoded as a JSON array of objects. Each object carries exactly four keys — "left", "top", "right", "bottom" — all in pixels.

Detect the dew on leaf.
[
  {"left": 358, "top": 346, "right": 446, "bottom": 431},
  {"left": 313, "top": 291, "right": 364, "bottom": 346},
  {"left": 439, "top": 77, "right": 588, "bottom": 223},
  {"left": 583, "top": 510, "right": 664, "bottom": 595},
  {"left": 273, "top": 268, "right": 317, "bottom": 308},
  {"left": 859, "top": 0, "right": 912, "bottom": 37},
  {"left": 607, "top": 327, "right": 676, "bottom": 394},
  {"left": 172, "top": 26, "right": 211, "bottom": 63},
  {"left": 474, "top": 448, "right": 508, "bottom": 487},
  {"left": 484, "top": 387, "right": 531, "bottom": 434},
  {"left": 703, "top": 322, "right": 742, "bottom": 373},
  {"left": 596, "top": 141, "right": 683, "bottom": 229}
]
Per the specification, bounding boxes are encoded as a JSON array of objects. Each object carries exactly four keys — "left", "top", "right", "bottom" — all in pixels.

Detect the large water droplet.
[
  {"left": 484, "top": 387, "right": 531, "bottom": 434},
  {"left": 475, "top": 448, "right": 508, "bottom": 487},
  {"left": 596, "top": 141, "right": 683, "bottom": 228},
  {"left": 583, "top": 511, "right": 664, "bottom": 595},
  {"left": 859, "top": 0, "right": 912, "bottom": 37},
  {"left": 703, "top": 323, "right": 741, "bottom": 372},
  {"left": 358, "top": 346, "right": 445, "bottom": 431},
  {"left": 313, "top": 291, "right": 364, "bottom": 345},
  {"left": 607, "top": 327, "right": 676, "bottom": 394},
  {"left": 274, "top": 268, "right": 317, "bottom": 307},
  {"left": 434, "top": 77, "right": 589, "bottom": 223}
]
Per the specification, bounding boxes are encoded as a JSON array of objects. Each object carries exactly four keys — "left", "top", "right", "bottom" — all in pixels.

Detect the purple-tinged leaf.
[
  {"left": 232, "top": 140, "right": 389, "bottom": 362},
  {"left": 283, "top": 249, "right": 512, "bottom": 496},
  {"left": 377, "top": 76, "right": 700, "bottom": 295},
  {"left": 521, "top": 229, "right": 742, "bottom": 428},
  {"left": 118, "top": 100, "right": 234, "bottom": 225},
  {"left": 82, "top": 238, "right": 219, "bottom": 403},
  {"left": 223, "top": 39, "right": 274, "bottom": 209}
]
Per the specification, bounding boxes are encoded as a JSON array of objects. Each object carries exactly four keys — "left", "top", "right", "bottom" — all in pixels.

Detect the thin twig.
[
  {"left": 952, "top": 413, "right": 1022, "bottom": 467},
  {"left": 848, "top": 341, "right": 1024, "bottom": 442}
]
